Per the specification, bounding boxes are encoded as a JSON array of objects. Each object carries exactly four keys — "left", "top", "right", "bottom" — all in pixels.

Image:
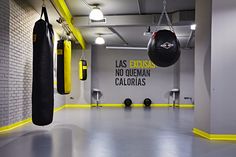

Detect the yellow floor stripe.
[
  {"left": 65, "top": 104, "right": 91, "bottom": 108},
  {"left": 193, "top": 128, "right": 236, "bottom": 141}
]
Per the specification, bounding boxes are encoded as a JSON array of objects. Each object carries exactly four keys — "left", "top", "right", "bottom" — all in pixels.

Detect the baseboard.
[
  {"left": 0, "top": 105, "right": 65, "bottom": 133},
  {"left": 65, "top": 104, "right": 91, "bottom": 108},
  {"left": 0, "top": 118, "right": 32, "bottom": 133},
  {"left": 193, "top": 128, "right": 236, "bottom": 141},
  {"left": 90, "top": 104, "right": 173, "bottom": 107},
  {"left": 175, "top": 104, "right": 194, "bottom": 108}
]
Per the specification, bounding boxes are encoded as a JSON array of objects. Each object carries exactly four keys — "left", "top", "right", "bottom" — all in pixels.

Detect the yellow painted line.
[
  {"left": 92, "top": 104, "right": 124, "bottom": 107},
  {"left": 0, "top": 118, "right": 32, "bottom": 133},
  {"left": 0, "top": 105, "right": 65, "bottom": 133},
  {"left": 65, "top": 104, "right": 91, "bottom": 108},
  {"left": 54, "top": 105, "right": 65, "bottom": 112},
  {"left": 90, "top": 104, "right": 175, "bottom": 108},
  {"left": 193, "top": 128, "right": 210, "bottom": 139},
  {"left": 193, "top": 128, "right": 236, "bottom": 141},
  {"left": 176, "top": 104, "right": 194, "bottom": 108}
]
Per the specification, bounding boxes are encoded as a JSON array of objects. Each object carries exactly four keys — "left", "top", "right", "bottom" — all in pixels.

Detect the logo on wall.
[{"left": 114, "top": 60, "right": 157, "bottom": 86}]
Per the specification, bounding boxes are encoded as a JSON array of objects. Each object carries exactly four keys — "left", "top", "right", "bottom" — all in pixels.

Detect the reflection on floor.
[{"left": 0, "top": 108, "right": 236, "bottom": 157}]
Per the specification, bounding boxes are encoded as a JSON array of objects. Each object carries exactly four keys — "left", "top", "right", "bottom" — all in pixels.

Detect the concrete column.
[{"left": 195, "top": 0, "right": 236, "bottom": 134}]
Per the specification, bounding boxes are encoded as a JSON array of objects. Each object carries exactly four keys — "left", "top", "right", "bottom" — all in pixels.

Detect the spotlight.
[{"left": 89, "top": 6, "right": 104, "bottom": 21}]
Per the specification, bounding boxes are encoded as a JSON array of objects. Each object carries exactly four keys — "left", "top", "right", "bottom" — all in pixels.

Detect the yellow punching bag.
[
  {"left": 57, "top": 40, "right": 71, "bottom": 94},
  {"left": 79, "top": 59, "right": 87, "bottom": 81}
]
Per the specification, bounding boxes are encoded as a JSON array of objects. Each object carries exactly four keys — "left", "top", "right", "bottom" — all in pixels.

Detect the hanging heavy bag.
[
  {"left": 147, "top": 0, "right": 181, "bottom": 67},
  {"left": 57, "top": 40, "right": 72, "bottom": 94},
  {"left": 147, "top": 30, "right": 180, "bottom": 67},
  {"left": 32, "top": 6, "right": 54, "bottom": 126},
  {"left": 79, "top": 59, "right": 87, "bottom": 81}
]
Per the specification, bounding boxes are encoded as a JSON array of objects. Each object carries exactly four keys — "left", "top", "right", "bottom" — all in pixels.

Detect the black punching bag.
[
  {"left": 57, "top": 40, "right": 72, "bottom": 95},
  {"left": 32, "top": 6, "right": 54, "bottom": 126},
  {"left": 147, "top": 30, "right": 180, "bottom": 67}
]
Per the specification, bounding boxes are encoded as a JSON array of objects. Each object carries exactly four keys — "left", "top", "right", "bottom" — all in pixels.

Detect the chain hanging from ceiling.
[{"left": 156, "top": 0, "right": 175, "bottom": 33}]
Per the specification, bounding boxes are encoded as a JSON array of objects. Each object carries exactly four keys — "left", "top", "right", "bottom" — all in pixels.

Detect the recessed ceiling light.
[
  {"left": 89, "top": 6, "right": 104, "bottom": 21},
  {"left": 95, "top": 36, "right": 105, "bottom": 45},
  {"left": 191, "top": 24, "right": 196, "bottom": 30}
]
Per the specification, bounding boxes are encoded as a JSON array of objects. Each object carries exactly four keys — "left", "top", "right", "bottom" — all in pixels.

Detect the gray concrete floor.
[{"left": 0, "top": 108, "right": 236, "bottom": 157}]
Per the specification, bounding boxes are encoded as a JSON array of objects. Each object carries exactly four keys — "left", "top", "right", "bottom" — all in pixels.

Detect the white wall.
[
  {"left": 65, "top": 45, "right": 92, "bottom": 104},
  {"left": 194, "top": 0, "right": 212, "bottom": 132},
  {"left": 91, "top": 45, "right": 177, "bottom": 104},
  {"left": 210, "top": 0, "right": 236, "bottom": 134},
  {"left": 179, "top": 49, "right": 194, "bottom": 104}
]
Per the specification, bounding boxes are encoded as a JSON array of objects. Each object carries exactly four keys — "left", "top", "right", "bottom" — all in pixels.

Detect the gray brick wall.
[
  {"left": 0, "top": 0, "right": 38, "bottom": 127},
  {"left": 0, "top": 0, "right": 10, "bottom": 127},
  {"left": 0, "top": 0, "right": 65, "bottom": 127},
  {"left": 8, "top": 0, "right": 38, "bottom": 125}
]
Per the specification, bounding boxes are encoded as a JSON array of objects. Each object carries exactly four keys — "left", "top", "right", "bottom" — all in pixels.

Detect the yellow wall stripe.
[
  {"left": 0, "top": 118, "right": 32, "bottom": 133},
  {"left": 193, "top": 128, "right": 236, "bottom": 141}
]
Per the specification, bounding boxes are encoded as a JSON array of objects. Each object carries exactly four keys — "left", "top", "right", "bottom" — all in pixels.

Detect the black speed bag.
[
  {"left": 32, "top": 6, "right": 54, "bottom": 126},
  {"left": 147, "top": 30, "right": 181, "bottom": 67}
]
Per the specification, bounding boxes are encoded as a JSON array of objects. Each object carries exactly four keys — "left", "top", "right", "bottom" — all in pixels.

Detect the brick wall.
[
  {"left": 0, "top": 0, "right": 38, "bottom": 127},
  {"left": 0, "top": 0, "right": 10, "bottom": 126},
  {"left": 8, "top": 0, "right": 38, "bottom": 125},
  {"left": 0, "top": 0, "right": 65, "bottom": 127}
]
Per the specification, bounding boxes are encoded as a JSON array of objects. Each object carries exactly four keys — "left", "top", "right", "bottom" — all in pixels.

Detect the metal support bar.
[
  {"left": 108, "top": 27, "right": 128, "bottom": 45},
  {"left": 137, "top": 0, "right": 142, "bottom": 15}
]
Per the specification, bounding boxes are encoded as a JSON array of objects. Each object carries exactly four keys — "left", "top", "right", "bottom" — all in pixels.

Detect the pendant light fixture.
[
  {"left": 89, "top": 6, "right": 104, "bottom": 21},
  {"left": 95, "top": 35, "right": 105, "bottom": 45}
]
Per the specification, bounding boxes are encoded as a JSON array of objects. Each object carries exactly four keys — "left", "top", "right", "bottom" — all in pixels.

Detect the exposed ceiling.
[
  {"left": 26, "top": 0, "right": 195, "bottom": 48},
  {"left": 66, "top": 0, "right": 195, "bottom": 15}
]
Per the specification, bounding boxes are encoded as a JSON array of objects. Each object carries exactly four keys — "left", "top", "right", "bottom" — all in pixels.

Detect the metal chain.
[{"left": 156, "top": 0, "right": 175, "bottom": 33}]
